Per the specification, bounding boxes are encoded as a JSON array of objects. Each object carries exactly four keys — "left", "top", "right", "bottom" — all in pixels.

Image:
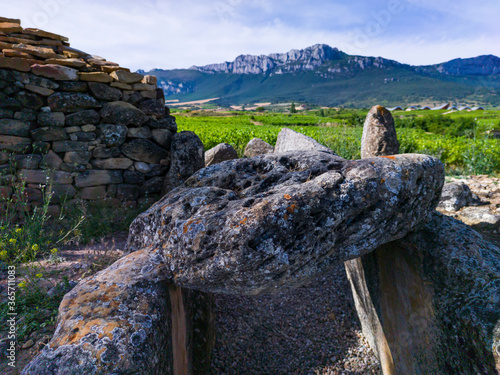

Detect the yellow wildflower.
[
  {"left": 18, "top": 281, "right": 26, "bottom": 288},
  {"left": 15, "top": 228, "right": 22, "bottom": 233},
  {"left": 35, "top": 273, "right": 42, "bottom": 278},
  {"left": 31, "top": 244, "right": 39, "bottom": 251},
  {"left": 50, "top": 248, "right": 58, "bottom": 254},
  {"left": 0, "top": 250, "right": 7, "bottom": 259},
  {"left": 9, "top": 238, "right": 16, "bottom": 244}
]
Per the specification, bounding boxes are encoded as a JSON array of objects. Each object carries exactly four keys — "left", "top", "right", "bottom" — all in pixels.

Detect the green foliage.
[
  {"left": 290, "top": 102, "right": 297, "bottom": 113},
  {"left": 0, "top": 182, "right": 80, "bottom": 264},
  {"left": 255, "top": 106, "right": 265, "bottom": 112},
  {"left": 396, "top": 115, "right": 476, "bottom": 137},
  {"left": 0, "top": 177, "right": 144, "bottom": 343},
  {"left": 177, "top": 111, "right": 500, "bottom": 175},
  {"left": 150, "top": 64, "right": 500, "bottom": 108}
]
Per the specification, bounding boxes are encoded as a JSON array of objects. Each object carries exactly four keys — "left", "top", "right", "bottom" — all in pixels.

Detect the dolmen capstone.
[{"left": 23, "top": 144, "right": 445, "bottom": 373}]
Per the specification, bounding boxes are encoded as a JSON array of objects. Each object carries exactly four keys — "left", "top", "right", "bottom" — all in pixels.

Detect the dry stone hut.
[{"left": 0, "top": 16, "right": 185, "bottom": 212}]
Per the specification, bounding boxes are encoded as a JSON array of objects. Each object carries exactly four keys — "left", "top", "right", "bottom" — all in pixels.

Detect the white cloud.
[{"left": 0, "top": 0, "right": 498, "bottom": 71}]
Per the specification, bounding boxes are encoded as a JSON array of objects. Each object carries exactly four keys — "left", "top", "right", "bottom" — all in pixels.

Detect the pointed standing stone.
[{"left": 360, "top": 105, "right": 399, "bottom": 159}]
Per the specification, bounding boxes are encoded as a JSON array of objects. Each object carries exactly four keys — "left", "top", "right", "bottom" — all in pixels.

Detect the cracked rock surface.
[{"left": 128, "top": 150, "right": 444, "bottom": 295}]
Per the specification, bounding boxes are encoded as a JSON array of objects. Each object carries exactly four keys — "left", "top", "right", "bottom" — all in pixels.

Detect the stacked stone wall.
[{"left": 0, "top": 17, "right": 176, "bottom": 212}]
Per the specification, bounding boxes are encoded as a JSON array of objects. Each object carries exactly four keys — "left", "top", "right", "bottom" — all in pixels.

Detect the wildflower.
[
  {"left": 0, "top": 250, "right": 7, "bottom": 259},
  {"left": 9, "top": 238, "right": 17, "bottom": 244},
  {"left": 35, "top": 273, "right": 42, "bottom": 278},
  {"left": 31, "top": 244, "right": 39, "bottom": 251},
  {"left": 18, "top": 281, "right": 26, "bottom": 289},
  {"left": 50, "top": 248, "right": 58, "bottom": 254},
  {"left": 15, "top": 228, "right": 22, "bottom": 233}
]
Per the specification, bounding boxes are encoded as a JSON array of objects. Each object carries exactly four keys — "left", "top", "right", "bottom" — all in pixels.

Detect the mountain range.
[{"left": 139, "top": 44, "right": 500, "bottom": 108}]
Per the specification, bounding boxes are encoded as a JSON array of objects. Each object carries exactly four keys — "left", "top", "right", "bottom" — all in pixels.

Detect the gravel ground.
[{"left": 209, "top": 261, "right": 382, "bottom": 375}]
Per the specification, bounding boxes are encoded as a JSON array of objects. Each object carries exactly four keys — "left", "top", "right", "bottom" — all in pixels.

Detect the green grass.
[
  {"left": 177, "top": 110, "right": 500, "bottom": 175},
  {"left": 0, "top": 178, "right": 147, "bottom": 344}
]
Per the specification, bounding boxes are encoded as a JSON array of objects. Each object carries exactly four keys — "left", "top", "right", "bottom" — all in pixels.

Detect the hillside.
[{"left": 140, "top": 44, "right": 500, "bottom": 108}]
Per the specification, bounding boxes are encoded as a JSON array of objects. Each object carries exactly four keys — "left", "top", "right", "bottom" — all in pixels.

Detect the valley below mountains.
[{"left": 140, "top": 44, "right": 500, "bottom": 108}]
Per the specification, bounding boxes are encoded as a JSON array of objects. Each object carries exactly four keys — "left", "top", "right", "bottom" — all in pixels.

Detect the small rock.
[
  {"left": 205, "top": 143, "right": 238, "bottom": 166},
  {"left": 438, "top": 181, "right": 484, "bottom": 212},
  {"left": 274, "top": 128, "right": 333, "bottom": 154},
  {"left": 22, "top": 339, "right": 35, "bottom": 349},
  {"left": 244, "top": 138, "right": 274, "bottom": 157}
]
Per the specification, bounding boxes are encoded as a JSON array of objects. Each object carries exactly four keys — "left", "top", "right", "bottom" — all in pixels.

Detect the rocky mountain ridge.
[
  {"left": 187, "top": 44, "right": 500, "bottom": 77},
  {"left": 140, "top": 44, "right": 500, "bottom": 107}
]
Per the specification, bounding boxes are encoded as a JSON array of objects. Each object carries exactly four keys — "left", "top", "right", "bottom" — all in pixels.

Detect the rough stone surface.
[
  {"left": 40, "top": 150, "right": 63, "bottom": 170},
  {"left": 274, "top": 128, "right": 333, "bottom": 154},
  {"left": 110, "top": 70, "right": 143, "bottom": 84},
  {"left": 0, "top": 118, "right": 30, "bottom": 137},
  {"left": 31, "top": 127, "right": 68, "bottom": 142},
  {"left": 65, "top": 109, "right": 100, "bottom": 126},
  {"left": 22, "top": 248, "right": 216, "bottom": 375},
  {"left": 0, "top": 135, "right": 31, "bottom": 153},
  {"left": 360, "top": 105, "right": 399, "bottom": 159},
  {"left": 100, "top": 101, "right": 148, "bottom": 126},
  {"left": 354, "top": 213, "right": 500, "bottom": 374},
  {"left": 147, "top": 116, "right": 177, "bottom": 133},
  {"left": 18, "top": 169, "right": 72, "bottom": 184},
  {"left": 121, "top": 139, "right": 167, "bottom": 164},
  {"left": 9, "top": 154, "right": 42, "bottom": 169},
  {"left": 38, "top": 112, "right": 65, "bottom": 127},
  {"left": 438, "top": 181, "right": 484, "bottom": 211},
  {"left": 93, "top": 158, "right": 133, "bottom": 170},
  {"left": 244, "top": 137, "right": 274, "bottom": 157},
  {"left": 456, "top": 206, "right": 500, "bottom": 227},
  {"left": 48, "top": 92, "right": 101, "bottom": 113},
  {"left": 64, "top": 151, "right": 91, "bottom": 165},
  {"left": 31, "top": 64, "right": 79, "bottom": 81},
  {"left": 87, "top": 82, "right": 123, "bottom": 101},
  {"left": 205, "top": 143, "right": 238, "bottom": 167},
  {"left": 129, "top": 151, "right": 444, "bottom": 295},
  {"left": 128, "top": 126, "right": 152, "bottom": 139},
  {"left": 98, "top": 124, "right": 128, "bottom": 147},
  {"left": 151, "top": 129, "right": 172, "bottom": 148},
  {"left": 140, "top": 176, "right": 163, "bottom": 196},
  {"left": 22, "top": 249, "right": 174, "bottom": 375},
  {"left": 161, "top": 131, "right": 204, "bottom": 195},
  {"left": 75, "top": 170, "right": 123, "bottom": 187},
  {"left": 52, "top": 140, "right": 87, "bottom": 153}
]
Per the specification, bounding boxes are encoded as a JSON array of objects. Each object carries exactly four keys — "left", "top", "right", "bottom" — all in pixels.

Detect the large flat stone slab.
[{"left": 129, "top": 151, "right": 444, "bottom": 295}]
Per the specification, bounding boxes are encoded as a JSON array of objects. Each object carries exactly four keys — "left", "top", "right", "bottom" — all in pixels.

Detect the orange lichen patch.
[
  {"left": 96, "top": 347, "right": 106, "bottom": 361},
  {"left": 379, "top": 155, "right": 397, "bottom": 160},
  {"left": 55, "top": 317, "right": 129, "bottom": 347},
  {"left": 99, "top": 321, "right": 122, "bottom": 339},
  {"left": 376, "top": 105, "right": 387, "bottom": 114},
  {"left": 183, "top": 219, "right": 201, "bottom": 234},
  {"left": 381, "top": 179, "right": 386, "bottom": 183},
  {"left": 284, "top": 194, "right": 292, "bottom": 200},
  {"left": 286, "top": 204, "right": 298, "bottom": 214},
  {"left": 283, "top": 214, "right": 289, "bottom": 220},
  {"left": 239, "top": 218, "right": 248, "bottom": 225}
]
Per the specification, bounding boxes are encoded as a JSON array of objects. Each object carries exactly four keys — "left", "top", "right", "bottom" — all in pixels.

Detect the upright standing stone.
[
  {"left": 360, "top": 105, "right": 399, "bottom": 159},
  {"left": 345, "top": 106, "right": 500, "bottom": 374},
  {"left": 161, "top": 131, "right": 204, "bottom": 196}
]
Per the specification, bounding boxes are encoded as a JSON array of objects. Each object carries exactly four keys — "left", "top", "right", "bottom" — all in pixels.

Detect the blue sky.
[{"left": 2, "top": 0, "right": 499, "bottom": 71}]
